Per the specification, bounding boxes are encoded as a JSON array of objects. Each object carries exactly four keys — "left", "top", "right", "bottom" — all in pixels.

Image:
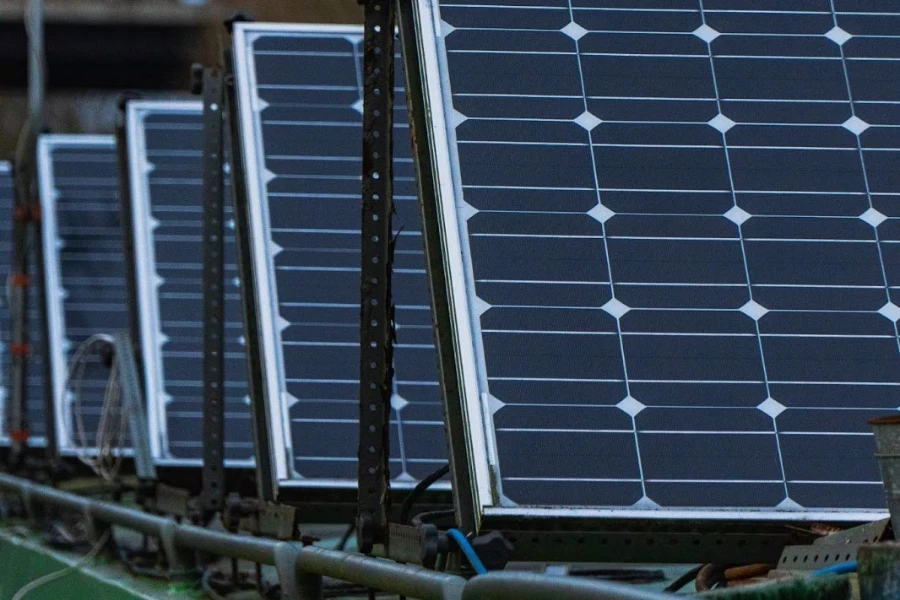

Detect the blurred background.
[{"left": 0, "top": 0, "right": 361, "bottom": 157}]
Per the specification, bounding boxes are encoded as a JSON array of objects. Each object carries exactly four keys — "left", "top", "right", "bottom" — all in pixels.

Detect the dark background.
[{"left": 0, "top": 0, "right": 361, "bottom": 158}]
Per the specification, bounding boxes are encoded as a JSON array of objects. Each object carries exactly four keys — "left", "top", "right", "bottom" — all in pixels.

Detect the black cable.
[
  {"left": 663, "top": 564, "right": 703, "bottom": 593},
  {"left": 202, "top": 570, "right": 229, "bottom": 600},
  {"left": 410, "top": 509, "right": 455, "bottom": 528},
  {"left": 336, "top": 522, "right": 356, "bottom": 551},
  {"left": 399, "top": 463, "right": 449, "bottom": 525}
]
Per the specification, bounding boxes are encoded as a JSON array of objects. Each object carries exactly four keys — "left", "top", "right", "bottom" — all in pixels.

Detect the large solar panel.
[
  {"left": 125, "top": 100, "right": 254, "bottom": 466},
  {"left": 38, "top": 135, "right": 129, "bottom": 454},
  {"left": 408, "top": 1, "right": 900, "bottom": 521},
  {"left": 232, "top": 22, "right": 446, "bottom": 493},
  {"left": 0, "top": 162, "right": 47, "bottom": 445}
]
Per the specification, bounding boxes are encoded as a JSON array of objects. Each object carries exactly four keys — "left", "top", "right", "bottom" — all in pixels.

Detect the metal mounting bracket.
[
  {"left": 196, "top": 66, "right": 228, "bottom": 523},
  {"left": 356, "top": 0, "right": 397, "bottom": 556}
]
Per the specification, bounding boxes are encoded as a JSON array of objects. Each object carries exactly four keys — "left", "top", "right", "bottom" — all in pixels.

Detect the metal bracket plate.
[
  {"left": 149, "top": 483, "right": 192, "bottom": 519},
  {"left": 777, "top": 543, "right": 861, "bottom": 572},
  {"left": 238, "top": 501, "right": 300, "bottom": 541},
  {"left": 812, "top": 518, "right": 890, "bottom": 546}
]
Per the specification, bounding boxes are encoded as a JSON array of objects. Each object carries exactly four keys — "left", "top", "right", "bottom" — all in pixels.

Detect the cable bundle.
[{"left": 66, "top": 333, "right": 127, "bottom": 483}]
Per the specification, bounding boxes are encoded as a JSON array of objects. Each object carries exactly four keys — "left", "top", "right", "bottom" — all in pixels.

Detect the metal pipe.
[
  {"left": 0, "top": 474, "right": 467, "bottom": 599},
  {"left": 294, "top": 545, "right": 465, "bottom": 600},
  {"left": 461, "top": 573, "right": 672, "bottom": 600},
  {"left": 0, "top": 474, "right": 680, "bottom": 600},
  {"left": 26, "top": 0, "right": 44, "bottom": 137},
  {"left": 174, "top": 525, "right": 277, "bottom": 565}
]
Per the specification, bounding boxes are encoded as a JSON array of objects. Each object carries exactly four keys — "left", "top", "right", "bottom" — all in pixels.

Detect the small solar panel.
[
  {"left": 0, "top": 162, "right": 47, "bottom": 445},
  {"left": 125, "top": 100, "right": 254, "bottom": 466},
  {"left": 38, "top": 135, "right": 129, "bottom": 454},
  {"left": 232, "top": 22, "right": 446, "bottom": 493},
  {"left": 407, "top": 1, "right": 900, "bottom": 521}
]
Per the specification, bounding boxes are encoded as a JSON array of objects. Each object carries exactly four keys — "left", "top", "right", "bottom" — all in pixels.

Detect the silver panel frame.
[
  {"left": 233, "top": 22, "right": 437, "bottom": 493},
  {"left": 38, "top": 134, "right": 123, "bottom": 456},
  {"left": 407, "top": 0, "right": 888, "bottom": 523}
]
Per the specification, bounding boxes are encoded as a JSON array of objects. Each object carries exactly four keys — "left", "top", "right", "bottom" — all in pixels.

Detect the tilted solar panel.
[
  {"left": 125, "top": 100, "right": 254, "bottom": 466},
  {"left": 407, "top": 0, "right": 900, "bottom": 521},
  {"left": 232, "top": 22, "right": 446, "bottom": 495},
  {"left": 38, "top": 135, "right": 129, "bottom": 454},
  {"left": 0, "top": 162, "right": 47, "bottom": 445}
]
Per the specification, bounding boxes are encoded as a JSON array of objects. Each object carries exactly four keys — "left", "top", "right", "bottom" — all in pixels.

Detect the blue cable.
[
  {"left": 811, "top": 561, "right": 857, "bottom": 577},
  {"left": 447, "top": 528, "right": 488, "bottom": 575}
]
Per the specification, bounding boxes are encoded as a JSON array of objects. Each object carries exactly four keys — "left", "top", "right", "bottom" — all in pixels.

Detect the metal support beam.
[
  {"left": 223, "top": 40, "right": 275, "bottom": 502},
  {"left": 112, "top": 331, "right": 156, "bottom": 482},
  {"left": 357, "top": 0, "right": 396, "bottom": 555},
  {"left": 198, "top": 67, "right": 227, "bottom": 521},
  {"left": 8, "top": 0, "right": 46, "bottom": 464}
]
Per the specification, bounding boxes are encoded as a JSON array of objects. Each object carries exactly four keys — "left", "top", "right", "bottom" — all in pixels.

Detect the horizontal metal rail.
[
  {"left": 0, "top": 473, "right": 671, "bottom": 600},
  {"left": 463, "top": 573, "right": 672, "bottom": 600}
]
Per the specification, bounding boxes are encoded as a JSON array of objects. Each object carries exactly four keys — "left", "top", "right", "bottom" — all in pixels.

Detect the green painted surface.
[
  {"left": 703, "top": 575, "right": 851, "bottom": 600},
  {"left": 0, "top": 526, "right": 200, "bottom": 600}
]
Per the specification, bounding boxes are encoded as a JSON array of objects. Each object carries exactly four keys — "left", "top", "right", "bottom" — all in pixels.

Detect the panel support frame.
[
  {"left": 197, "top": 66, "right": 228, "bottom": 522},
  {"left": 356, "top": 0, "right": 398, "bottom": 554}
]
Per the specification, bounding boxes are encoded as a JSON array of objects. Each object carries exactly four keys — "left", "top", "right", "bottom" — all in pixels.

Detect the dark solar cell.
[
  {"left": 233, "top": 24, "right": 446, "bottom": 489},
  {"left": 38, "top": 136, "right": 128, "bottom": 454},
  {"left": 413, "top": 1, "right": 900, "bottom": 517},
  {"left": 126, "top": 102, "right": 253, "bottom": 465}
]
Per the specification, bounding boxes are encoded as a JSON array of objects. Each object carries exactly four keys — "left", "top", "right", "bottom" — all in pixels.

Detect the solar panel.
[
  {"left": 407, "top": 1, "right": 900, "bottom": 522},
  {"left": 38, "top": 135, "right": 129, "bottom": 455},
  {"left": 125, "top": 100, "right": 254, "bottom": 466},
  {"left": 0, "top": 162, "right": 47, "bottom": 445},
  {"left": 232, "top": 22, "right": 446, "bottom": 493}
]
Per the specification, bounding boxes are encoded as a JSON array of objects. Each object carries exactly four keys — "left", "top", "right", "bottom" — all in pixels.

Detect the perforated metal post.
[
  {"left": 357, "top": 0, "right": 396, "bottom": 554},
  {"left": 199, "top": 67, "right": 227, "bottom": 520}
]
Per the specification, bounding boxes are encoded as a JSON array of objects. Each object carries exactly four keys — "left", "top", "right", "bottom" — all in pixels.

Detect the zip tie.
[
  {"left": 9, "top": 430, "right": 29, "bottom": 444},
  {"left": 10, "top": 274, "right": 30, "bottom": 287},
  {"left": 9, "top": 343, "right": 29, "bottom": 357}
]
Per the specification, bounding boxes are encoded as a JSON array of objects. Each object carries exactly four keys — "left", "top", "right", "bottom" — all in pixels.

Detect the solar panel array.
[
  {"left": 412, "top": 1, "right": 900, "bottom": 519},
  {"left": 233, "top": 23, "right": 446, "bottom": 489},
  {"left": 126, "top": 100, "right": 253, "bottom": 466},
  {"left": 0, "top": 162, "right": 46, "bottom": 445},
  {"left": 38, "top": 135, "right": 129, "bottom": 454}
]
